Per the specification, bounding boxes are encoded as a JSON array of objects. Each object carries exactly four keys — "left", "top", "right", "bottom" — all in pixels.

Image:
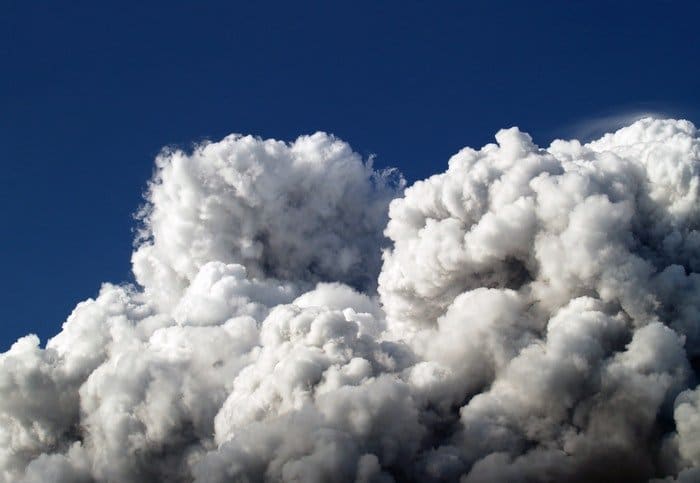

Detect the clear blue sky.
[{"left": 2, "top": 1, "right": 699, "bottom": 350}]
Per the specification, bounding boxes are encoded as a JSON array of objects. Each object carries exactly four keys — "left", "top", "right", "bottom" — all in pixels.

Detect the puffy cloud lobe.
[
  {"left": 212, "top": 301, "right": 409, "bottom": 445},
  {"left": 2, "top": 120, "right": 700, "bottom": 482},
  {"left": 173, "top": 262, "right": 297, "bottom": 326},
  {"left": 132, "top": 132, "right": 403, "bottom": 309},
  {"left": 674, "top": 386, "right": 700, "bottom": 468}
]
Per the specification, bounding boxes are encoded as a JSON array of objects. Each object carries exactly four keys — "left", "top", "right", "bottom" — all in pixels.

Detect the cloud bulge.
[{"left": 2, "top": 119, "right": 700, "bottom": 482}]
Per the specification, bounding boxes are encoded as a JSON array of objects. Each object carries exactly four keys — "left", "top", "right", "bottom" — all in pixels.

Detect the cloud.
[
  {"left": 132, "top": 132, "right": 403, "bottom": 310},
  {"left": 557, "top": 110, "right": 671, "bottom": 142},
  {"left": 2, "top": 118, "right": 700, "bottom": 482}
]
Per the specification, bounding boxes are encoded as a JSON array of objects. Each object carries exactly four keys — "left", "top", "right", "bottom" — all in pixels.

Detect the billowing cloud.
[
  {"left": 132, "top": 132, "right": 402, "bottom": 309},
  {"left": 2, "top": 118, "right": 700, "bottom": 482}
]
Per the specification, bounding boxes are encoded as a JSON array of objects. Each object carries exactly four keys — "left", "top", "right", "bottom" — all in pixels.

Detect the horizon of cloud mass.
[{"left": 2, "top": 118, "right": 700, "bottom": 482}]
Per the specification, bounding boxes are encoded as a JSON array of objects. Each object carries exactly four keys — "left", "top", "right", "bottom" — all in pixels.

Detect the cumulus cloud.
[
  {"left": 132, "top": 132, "right": 402, "bottom": 309},
  {"left": 2, "top": 118, "right": 700, "bottom": 482}
]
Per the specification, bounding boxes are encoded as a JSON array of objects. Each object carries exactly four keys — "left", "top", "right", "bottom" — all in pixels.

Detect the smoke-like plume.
[{"left": 2, "top": 119, "right": 700, "bottom": 482}]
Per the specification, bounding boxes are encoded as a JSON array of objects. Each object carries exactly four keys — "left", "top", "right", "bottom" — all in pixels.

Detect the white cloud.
[{"left": 2, "top": 118, "right": 700, "bottom": 481}]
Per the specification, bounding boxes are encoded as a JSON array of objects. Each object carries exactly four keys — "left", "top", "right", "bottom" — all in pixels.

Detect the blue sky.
[{"left": 2, "top": 0, "right": 699, "bottom": 350}]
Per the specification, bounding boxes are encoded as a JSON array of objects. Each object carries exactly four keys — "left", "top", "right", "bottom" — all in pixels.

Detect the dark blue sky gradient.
[{"left": 2, "top": 1, "right": 699, "bottom": 349}]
